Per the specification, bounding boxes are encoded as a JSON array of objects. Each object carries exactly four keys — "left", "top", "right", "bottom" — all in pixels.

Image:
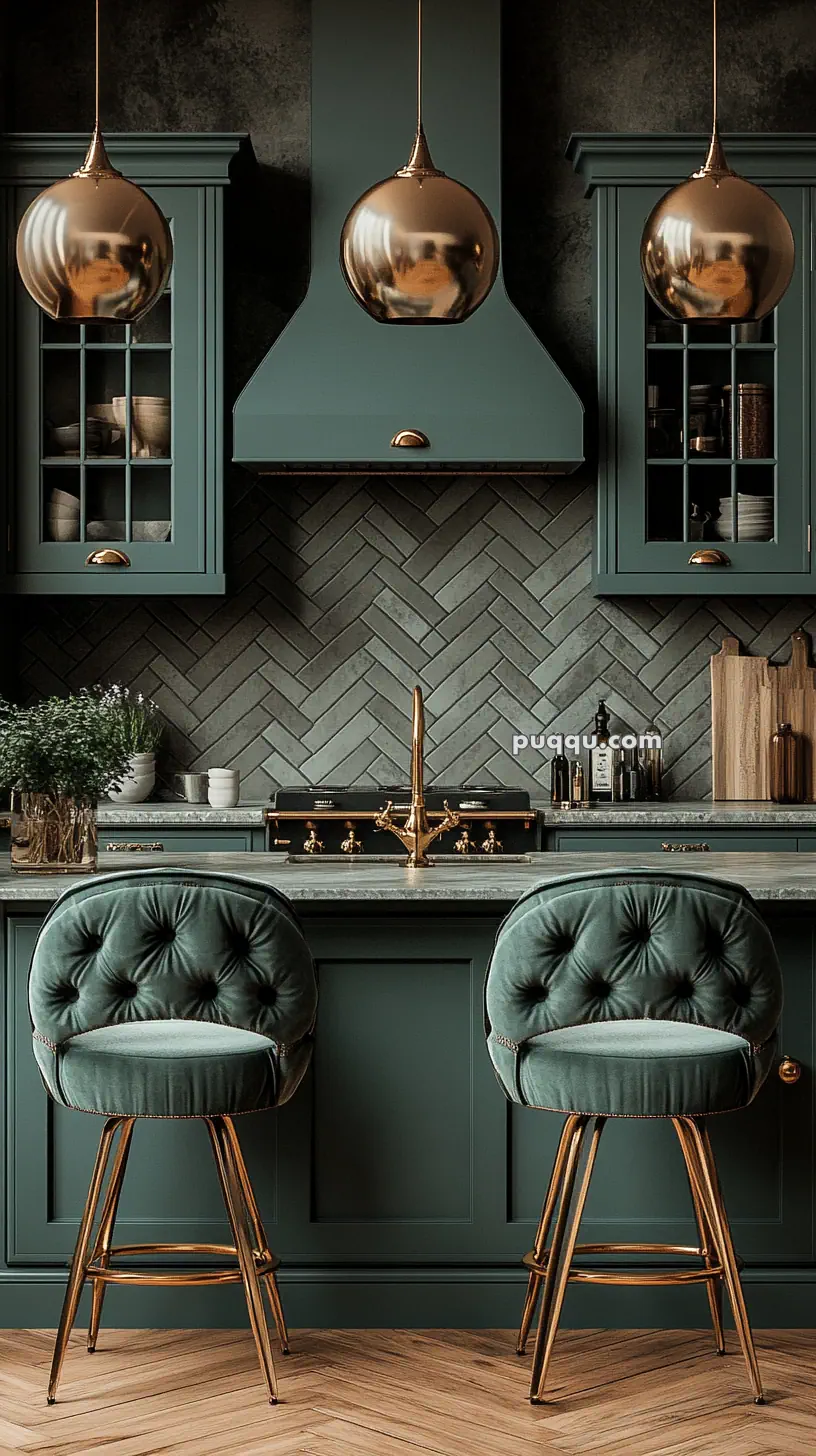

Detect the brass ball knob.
[{"left": 778, "top": 1055, "right": 802, "bottom": 1085}]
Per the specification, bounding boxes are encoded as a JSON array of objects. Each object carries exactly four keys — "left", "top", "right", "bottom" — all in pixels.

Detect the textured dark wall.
[{"left": 5, "top": 1, "right": 816, "bottom": 797}]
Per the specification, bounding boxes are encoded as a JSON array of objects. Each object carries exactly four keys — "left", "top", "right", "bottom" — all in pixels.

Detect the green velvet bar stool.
[
  {"left": 28, "top": 868, "right": 317, "bottom": 1406},
  {"left": 485, "top": 869, "right": 783, "bottom": 1406}
]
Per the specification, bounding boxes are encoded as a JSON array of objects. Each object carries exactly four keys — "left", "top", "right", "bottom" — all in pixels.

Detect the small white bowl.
[
  {"left": 208, "top": 788, "right": 239, "bottom": 808},
  {"left": 207, "top": 768, "right": 239, "bottom": 780}
]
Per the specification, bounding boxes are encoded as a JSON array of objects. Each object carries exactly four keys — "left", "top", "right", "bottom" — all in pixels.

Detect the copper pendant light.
[
  {"left": 640, "top": 0, "right": 794, "bottom": 323},
  {"left": 16, "top": 0, "right": 172, "bottom": 323},
  {"left": 340, "top": 0, "right": 499, "bottom": 323}
]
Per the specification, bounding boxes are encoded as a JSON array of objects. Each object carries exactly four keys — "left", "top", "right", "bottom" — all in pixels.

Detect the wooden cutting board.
[
  {"left": 711, "top": 632, "right": 816, "bottom": 800},
  {"left": 711, "top": 638, "right": 777, "bottom": 800}
]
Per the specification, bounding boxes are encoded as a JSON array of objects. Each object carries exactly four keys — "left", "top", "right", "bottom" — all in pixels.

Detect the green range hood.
[{"left": 232, "top": 0, "right": 584, "bottom": 475}]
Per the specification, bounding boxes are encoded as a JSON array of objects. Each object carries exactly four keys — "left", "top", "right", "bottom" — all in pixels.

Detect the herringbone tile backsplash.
[{"left": 17, "top": 472, "right": 816, "bottom": 801}]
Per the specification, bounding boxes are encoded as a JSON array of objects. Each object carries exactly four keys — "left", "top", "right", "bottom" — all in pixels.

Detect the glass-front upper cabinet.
[
  {"left": 569, "top": 135, "right": 814, "bottom": 595},
  {"left": 0, "top": 135, "right": 242, "bottom": 594}
]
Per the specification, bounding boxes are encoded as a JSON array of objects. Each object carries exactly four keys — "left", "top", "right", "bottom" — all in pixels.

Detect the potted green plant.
[
  {"left": 98, "top": 685, "right": 163, "bottom": 803},
  {"left": 0, "top": 692, "right": 133, "bottom": 872}
]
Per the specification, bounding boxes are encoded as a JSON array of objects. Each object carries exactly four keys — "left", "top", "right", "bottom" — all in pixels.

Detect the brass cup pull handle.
[
  {"left": 86, "top": 548, "right": 131, "bottom": 567},
  {"left": 688, "top": 548, "right": 730, "bottom": 567},
  {"left": 778, "top": 1055, "right": 802, "bottom": 1085},
  {"left": 271, "top": 838, "right": 291, "bottom": 847},
  {"left": 391, "top": 429, "right": 430, "bottom": 449},
  {"left": 661, "top": 842, "right": 711, "bottom": 852},
  {"left": 105, "top": 841, "right": 164, "bottom": 852}
]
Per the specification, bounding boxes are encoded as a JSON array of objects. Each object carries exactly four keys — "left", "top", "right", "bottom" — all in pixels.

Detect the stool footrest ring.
[
  {"left": 86, "top": 1242, "right": 280, "bottom": 1288},
  {"left": 522, "top": 1243, "right": 724, "bottom": 1288}
]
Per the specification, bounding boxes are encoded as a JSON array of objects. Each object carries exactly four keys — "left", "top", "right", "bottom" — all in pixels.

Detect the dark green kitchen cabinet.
[
  {"left": 569, "top": 135, "right": 816, "bottom": 595},
  {"left": 0, "top": 134, "right": 243, "bottom": 594},
  {"left": 4, "top": 908, "right": 814, "bottom": 1326}
]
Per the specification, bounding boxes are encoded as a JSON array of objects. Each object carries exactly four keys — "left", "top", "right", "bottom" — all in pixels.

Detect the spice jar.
[
  {"left": 687, "top": 383, "right": 723, "bottom": 455},
  {"left": 770, "top": 722, "right": 804, "bottom": 804}
]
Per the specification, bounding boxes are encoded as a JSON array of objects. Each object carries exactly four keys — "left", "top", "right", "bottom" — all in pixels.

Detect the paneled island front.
[{"left": 2, "top": 852, "right": 814, "bottom": 1330}]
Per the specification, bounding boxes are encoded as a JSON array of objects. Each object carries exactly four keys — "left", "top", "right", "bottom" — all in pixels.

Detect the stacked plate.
[
  {"left": 47, "top": 487, "right": 80, "bottom": 541},
  {"left": 715, "top": 494, "right": 774, "bottom": 542}
]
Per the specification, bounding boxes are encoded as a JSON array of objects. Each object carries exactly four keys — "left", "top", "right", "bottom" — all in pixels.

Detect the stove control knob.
[
  {"left": 341, "top": 821, "right": 364, "bottom": 854},
  {"left": 454, "top": 824, "right": 476, "bottom": 855},
  {"left": 481, "top": 822, "right": 503, "bottom": 855},
  {"left": 303, "top": 821, "right": 325, "bottom": 854}
]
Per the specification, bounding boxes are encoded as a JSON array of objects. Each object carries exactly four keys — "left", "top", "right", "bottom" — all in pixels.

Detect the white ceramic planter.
[{"left": 108, "top": 752, "right": 156, "bottom": 804}]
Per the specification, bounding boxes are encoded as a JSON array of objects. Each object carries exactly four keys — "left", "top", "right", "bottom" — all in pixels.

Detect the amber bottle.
[{"left": 770, "top": 723, "right": 804, "bottom": 804}]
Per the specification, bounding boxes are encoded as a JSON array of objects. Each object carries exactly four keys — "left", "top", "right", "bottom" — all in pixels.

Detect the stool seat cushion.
[
  {"left": 53, "top": 1019, "right": 298, "bottom": 1118},
  {"left": 510, "top": 1018, "right": 770, "bottom": 1117}
]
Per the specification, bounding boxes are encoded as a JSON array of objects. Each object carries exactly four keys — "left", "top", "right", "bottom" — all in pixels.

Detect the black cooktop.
[{"left": 271, "top": 785, "right": 531, "bottom": 811}]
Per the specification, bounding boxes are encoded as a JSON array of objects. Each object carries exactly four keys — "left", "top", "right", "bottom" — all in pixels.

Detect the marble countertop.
[
  {"left": 4, "top": 850, "right": 816, "bottom": 903},
  {"left": 96, "top": 802, "right": 268, "bottom": 826},
  {"left": 91, "top": 800, "right": 816, "bottom": 829},
  {"left": 539, "top": 801, "right": 816, "bottom": 826}
]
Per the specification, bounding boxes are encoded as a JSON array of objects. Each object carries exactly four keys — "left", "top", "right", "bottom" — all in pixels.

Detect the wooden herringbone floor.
[{"left": 0, "top": 1328, "right": 814, "bottom": 1455}]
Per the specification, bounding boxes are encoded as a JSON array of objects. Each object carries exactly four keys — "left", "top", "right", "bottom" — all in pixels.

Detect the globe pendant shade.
[
  {"left": 640, "top": 158, "right": 795, "bottom": 323},
  {"left": 16, "top": 135, "right": 173, "bottom": 324},
  {"left": 341, "top": 146, "right": 499, "bottom": 324}
]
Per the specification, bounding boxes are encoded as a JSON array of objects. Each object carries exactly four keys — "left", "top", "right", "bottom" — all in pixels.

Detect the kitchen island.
[{"left": 2, "top": 851, "right": 814, "bottom": 1330}]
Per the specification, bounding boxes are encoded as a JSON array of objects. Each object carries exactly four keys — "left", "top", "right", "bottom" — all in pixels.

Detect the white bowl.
[
  {"left": 208, "top": 788, "right": 239, "bottom": 808},
  {"left": 207, "top": 767, "right": 239, "bottom": 779}
]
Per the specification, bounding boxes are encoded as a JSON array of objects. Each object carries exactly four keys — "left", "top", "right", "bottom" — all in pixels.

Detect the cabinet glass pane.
[
  {"left": 131, "top": 351, "right": 171, "bottom": 459},
  {"left": 85, "top": 351, "right": 126, "bottom": 457},
  {"left": 646, "top": 465, "right": 683, "bottom": 541},
  {"left": 85, "top": 321, "right": 127, "bottom": 345},
  {"left": 86, "top": 466, "right": 126, "bottom": 541},
  {"left": 42, "top": 318, "right": 81, "bottom": 344},
  {"left": 692, "top": 463, "right": 733, "bottom": 543},
  {"left": 43, "top": 465, "right": 80, "bottom": 542},
  {"left": 132, "top": 291, "right": 171, "bottom": 344},
  {"left": 646, "top": 350, "right": 682, "bottom": 459},
  {"left": 42, "top": 351, "right": 80, "bottom": 458},
  {"left": 131, "top": 466, "right": 171, "bottom": 540}
]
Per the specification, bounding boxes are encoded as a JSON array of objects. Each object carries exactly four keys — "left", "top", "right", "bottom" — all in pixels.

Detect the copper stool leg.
[
  {"left": 222, "top": 1116, "right": 290, "bottom": 1355},
  {"left": 86, "top": 1117, "right": 136, "bottom": 1353},
  {"left": 207, "top": 1116, "right": 279, "bottom": 1403},
  {"left": 529, "top": 1117, "right": 605, "bottom": 1404},
  {"left": 47, "top": 1116, "right": 125, "bottom": 1404},
  {"left": 682, "top": 1118, "right": 765, "bottom": 1403},
  {"left": 517, "top": 1114, "right": 581, "bottom": 1356},
  {"left": 672, "top": 1117, "right": 725, "bottom": 1356}
]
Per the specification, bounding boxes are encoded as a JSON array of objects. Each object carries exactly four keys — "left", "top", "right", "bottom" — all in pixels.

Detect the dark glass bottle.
[
  {"left": 550, "top": 753, "right": 571, "bottom": 804},
  {"left": 770, "top": 723, "right": 804, "bottom": 804},
  {"left": 589, "top": 700, "right": 614, "bottom": 802}
]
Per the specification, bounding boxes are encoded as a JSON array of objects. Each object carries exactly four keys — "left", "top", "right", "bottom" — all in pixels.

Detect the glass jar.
[
  {"left": 10, "top": 791, "right": 97, "bottom": 873},
  {"left": 687, "top": 383, "right": 723, "bottom": 455}
]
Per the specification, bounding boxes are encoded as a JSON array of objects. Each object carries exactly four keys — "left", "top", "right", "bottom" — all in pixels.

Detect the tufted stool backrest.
[
  {"left": 485, "top": 869, "right": 782, "bottom": 1089},
  {"left": 29, "top": 869, "right": 317, "bottom": 1051}
]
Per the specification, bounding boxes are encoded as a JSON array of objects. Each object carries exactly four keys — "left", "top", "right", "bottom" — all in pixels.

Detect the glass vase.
[{"left": 10, "top": 791, "right": 98, "bottom": 873}]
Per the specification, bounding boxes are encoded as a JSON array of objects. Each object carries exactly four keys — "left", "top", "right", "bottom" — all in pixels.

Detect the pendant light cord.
[
  {"left": 417, "top": 0, "right": 423, "bottom": 137},
  {"left": 711, "top": 0, "right": 716, "bottom": 134},
  {"left": 94, "top": 0, "right": 101, "bottom": 133}
]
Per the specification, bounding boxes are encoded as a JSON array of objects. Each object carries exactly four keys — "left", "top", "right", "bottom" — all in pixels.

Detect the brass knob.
[
  {"left": 688, "top": 548, "right": 730, "bottom": 567},
  {"left": 390, "top": 429, "right": 430, "bottom": 449},
  {"left": 481, "top": 823, "right": 503, "bottom": 854},
  {"left": 340, "top": 820, "right": 364, "bottom": 854},
  {"left": 85, "top": 547, "right": 131, "bottom": 567},
  {"left": 454, "top": 824, "right": 475, "bottom": 854},
  {"left": 271, "top": 838, "right": 291, "bottom": 847},
  {"left": 303, "top": 822, "right": 324, "bottom": 854},
  {"left": 778, "top": 1055, "right": 802, "bottom": 1085}
]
